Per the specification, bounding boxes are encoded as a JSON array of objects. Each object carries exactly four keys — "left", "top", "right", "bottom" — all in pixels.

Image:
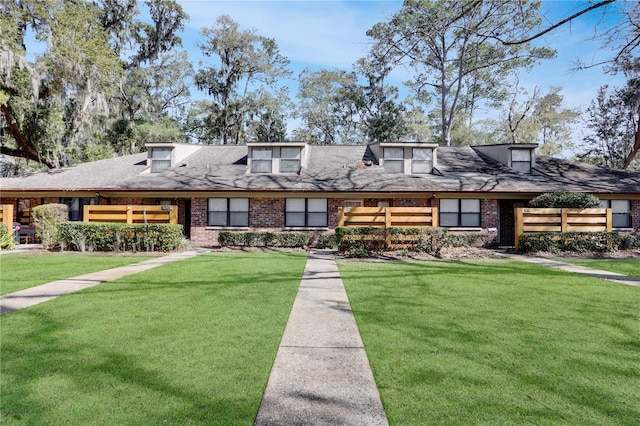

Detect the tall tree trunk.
[
  {"left": 0, "top": 104, "right": 57, "bottom": 169},
  {"left": 622, "top": 117, "right": 640, "bottom": 169}
]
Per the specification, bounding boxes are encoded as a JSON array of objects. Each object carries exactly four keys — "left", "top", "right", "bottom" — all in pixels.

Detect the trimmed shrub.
[
  {"left": 0, "top": 224, "right": 15, "bottom": 250},
  {"left": 528, "top": 191, "right": 600, "bottom": 209},
  {"left": 315, "top": 233, "right": 337, "bottom": 249},
  {"left": 218, "top": 231, "right": 308, "bottom": 248},
  {"left": 518, "top": 232, "right": 618, "bottom": 253},
  {"left": 32, "top": 204, "right": 69, "bottom": 249},
  {"left": 58, "top": 222, "right": 184, "bottom": 252}
]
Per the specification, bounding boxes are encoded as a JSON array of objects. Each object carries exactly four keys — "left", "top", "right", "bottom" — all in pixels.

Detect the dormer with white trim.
[
  {"left": 370, "top": 142, "right": 438, "bottom": 175},
  {"left": 144, "top": 142, "right": 202, "bottom": 173},
  {"left": 247, "top": 142, "right": 308, "bottom": 174},
  {"left": 472, "top": 143, "right": 538, "bottom": 174}
]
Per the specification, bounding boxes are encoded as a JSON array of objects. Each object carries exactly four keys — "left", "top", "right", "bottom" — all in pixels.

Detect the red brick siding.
[
  {"left": 632, "top": 200, "right": 640, "bottom": 232},
  {"left": 481, "top": 199, "right": 498, "bottom": 229},
  {"left": 250, "top": 198, "right": 285, "bottom": 228}
]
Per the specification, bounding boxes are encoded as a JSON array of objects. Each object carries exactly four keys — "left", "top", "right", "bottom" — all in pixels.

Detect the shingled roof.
[{"left": 2, "top": 144, "right": 639, "bottom": 195}]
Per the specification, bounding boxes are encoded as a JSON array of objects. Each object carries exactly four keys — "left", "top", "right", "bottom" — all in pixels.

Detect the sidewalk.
[
  {"left": 496, "top": 252, "right": 640, "bottom": 287},
  {"left": 0, "top": 249, "right": 208, "bottom": 315},
  {"left": 255, "top": 250, "right": 388, "bottom": 426}
]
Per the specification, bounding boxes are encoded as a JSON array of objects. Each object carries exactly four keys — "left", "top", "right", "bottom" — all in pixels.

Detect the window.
[
  {"left": 207, "top": 198, "right": 249, "bottom": 227},
  {"left": 600, "top": 200, "right": 631, "bottom": 228},
  {"left": 344, "top": 200, "right": 363, "bottom": 212},
  {"left": 412, "top": 148, "right": 433, "bottom": 174},
  {"left": 150, "top": 148, "right": 172, "bottom": 173},
  {"left": 252, "top": 148, "right": 273, "bottom": 173},
  {"left": 285, "top": 198, "right": 328, "bottom": 227},
  {"left": 60, "top": 197, "right": 99, "bottom": 221},
  {"left": 511, "top": 149, "right": 531, "bottom": 173},
  {"left": 280, "top": 147, "right": 301, "bottom": 173},
  {"left": 383, "top": 148, "right": 404, "bottom": 173},
  {"left": 440, "top": 199, "right": 481, "bottom": 227}
]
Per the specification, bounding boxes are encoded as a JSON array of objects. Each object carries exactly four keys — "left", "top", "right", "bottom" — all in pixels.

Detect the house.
[{"left": 1, "top": 141, "right": 639, "bottom": 247}]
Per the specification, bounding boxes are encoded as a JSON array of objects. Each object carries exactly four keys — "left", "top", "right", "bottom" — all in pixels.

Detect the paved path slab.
[
  {"left": 497, "top": 252, "right": 640, "bottom": 287},
  {"left": 0, "top": 250, "right": 206, "bottom": 315},
  {"left": 255, "top": 250, "right": 388, "bottom": 426}
]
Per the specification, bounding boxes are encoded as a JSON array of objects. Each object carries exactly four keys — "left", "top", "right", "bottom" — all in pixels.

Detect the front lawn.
[
  {"left": 339, "top": 259, "right": 640, "bottom": 425},
  {"left": 558, "top": 258, "right": 640, "bottom": 279},
  {"left": 0, "top": 253, "right": 157, "bottom": 295},
  {"left": 1, "top": 251, "right": 307, "bottom": 425}
]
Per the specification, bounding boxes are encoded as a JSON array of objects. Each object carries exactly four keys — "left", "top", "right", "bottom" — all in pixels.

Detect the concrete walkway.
[
  {"left": 255, "top": 250, "right": 388, "bottom": 426},
  {"left": 497, "top": 252, "right": 640, "bottom": 287},
  {"left": 0, "top": 249, "right": 208, "bottom": 315}
]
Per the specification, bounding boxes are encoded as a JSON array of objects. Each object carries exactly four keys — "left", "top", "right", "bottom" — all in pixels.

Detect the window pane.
[
  {"left": 308, "top": 198, "right": 327, "bottom": 212},
  {"left": 440, "top": 213, "right": 459, "bottom": 227},
  {"left": 413, "top": 148, "right": 432, "bottom": 161},
  {"left": 286, "top": 212, "right": 306, "bottom": 227},
  {"left": 440, "top": 199, "right": 459, "bottom": 213},
  {"left": 151, "top": 148, "right": 172, "bottom": 160},
  {"left": 461, "top": 213, "right": 480, "bottom": 227},
  {"left": 511, "top": 149, "right": 531, "bottom": 161},
  {"left": 229, "top": 198, "right": 249, "bottom": 212},
  {"left": 253, "top": 148, "right": 272, "bottom": 159},
  {"left": 599, "top": 200, "right": 610, "bottom": 208},
  {"left": 229, "top": 212, "right": 249, "bottom": 227},
  {"left": 151, "top": 160, "right": 171, "bottom": 173},
  {"left": 384, "top": 148, "right": 403, "bottom": 159},
  {"left": 208, "top": 198, "right": 227, "bottom": 212},
  {"left": 281, "top": 147, "right": 301, "bottom": 159},
  {"left": 208, "top": 212, "right": 227, "bottom": 226},
  {"left": 252, "top": 160, "right": 272, "bottom": 173},
  {"left": 308, "top": 212, "right": 327, "bottom": 227},
  {"left": 286, "top": 198, "right": 306, "bottom": 212},
  {"left": 611, "top": 200, "right": 630, "bottom": 214},
  {"left": 280, "top": 159, "right": 301, "bottom": 173},
  {"left": 461, "top": 199, "right": 480, "bottom": 212},
  {"left": 412, "top": 161, "right": 432, "bottom": 174},
  {"left": 612, "top": 214, "right": 631, "bottom": 228},
  {"left": 384, "top": 160, "right": 404, "bottom": 174},
  {"left": 511, "top": 161, "right": 531, "bottom": 173}
]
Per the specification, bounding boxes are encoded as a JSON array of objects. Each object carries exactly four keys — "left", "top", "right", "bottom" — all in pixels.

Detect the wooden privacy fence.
[
  {"left": 0, "top": 204, "right": 14, "bottom": 229},
  {"left": 338, "top": 206, "right": 438, "bottom": 228},
  {"left": 514, "top": 207, "right": 612, "bottom": 249},
  {"left": 84, "top": 205, "right": 178, "bottom": 224},
  {"left": 338, "top": 206, "right": 438, "bottom": 250}
]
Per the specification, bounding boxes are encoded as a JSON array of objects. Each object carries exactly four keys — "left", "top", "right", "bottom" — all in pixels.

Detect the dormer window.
[
  {"left": 511, "top": 149, "right": 532, "bottom": 173},
  {"left": 150, "top": 148, "right": 172, "bottom": 173},
  {"left": 383, "top": 148, "right": 404, "bottom": 173},
  {"left": 280, "top": 147, "right": 301, "bottom": 173},
  {"left": 251, "top": 148, "right": 273, "bottom": 173},
  {"left": 412, "top": 148, "right": 433, "bottom": 174}
]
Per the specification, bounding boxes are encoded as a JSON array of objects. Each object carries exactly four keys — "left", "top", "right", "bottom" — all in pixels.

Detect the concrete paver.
[
  {"left": 496, "top": 252, "right": 640, "bottom": 287},
  {"left": 0, "top": 249, "right": 208, "bottom": 315},
  {"left": 255, "top": 250, "right": 388, "bottom": 426}
]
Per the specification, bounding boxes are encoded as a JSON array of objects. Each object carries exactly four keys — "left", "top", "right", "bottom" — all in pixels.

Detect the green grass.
[
  {"left": 0, "top": 253, "right": 157, "bottom": 295},
  {"left": 557, "top": 258, "right": 640, "bottom": 278},
  {"left": 1, "top": 251, "right": 308, "bottom": 425},
  {"left": 339, "top": 259, "right": 640, "bottom": 425}
]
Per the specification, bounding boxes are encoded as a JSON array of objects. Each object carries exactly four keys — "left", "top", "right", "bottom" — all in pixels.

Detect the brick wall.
[
  {"left": 481, "top": 199, "right": 498, "bottom": 229},
  {"left": 251, "top": 198, "right": 285, "bottom": 228},
  {"left": 632, "top": 200, "right": 640, "bottom": 232}
]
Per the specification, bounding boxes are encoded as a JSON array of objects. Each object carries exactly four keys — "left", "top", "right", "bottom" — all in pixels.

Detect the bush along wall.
[
  {"left": 32, "top": 203, "right": 69, "bottom": 250},
  {"left": 527, "top": 191, "right": 601, "bottom": 209},
  {"left": 58, "top": 222, "right": 184, "bottom": 252},
  {"left": 218, "top": 231, "right": 309, "bottom": 248},
  {"left": 335, "top": 227, "right": 495, "bottom": 257},
  {"left": 0, "top": 224, "right": 15, "bottom": 251},
  {"left": 517, "top": 231, "right": 640, "bottom": 253}
]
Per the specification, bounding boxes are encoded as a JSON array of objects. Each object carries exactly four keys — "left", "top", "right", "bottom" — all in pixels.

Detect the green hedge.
[
  {"left": 528, "top": 191, "right": 600, "bottom": 209},
  {"left": 32, "top": 204, "right": 69, "bottom": 249},
  {"left": 335, "top": 227, "right": 495, "bottom": 257},
  {"left": 0, "top": 224, "right": 15, "bottom": 251},
  {"left": 517, "top": 232, "right": 639, "bottom": 253},
  {"left": 218, "top": 231, "right": 309, "bottom": 248},
  {"left": 58, "top": 222, "right": 184, "bottom": 252}
]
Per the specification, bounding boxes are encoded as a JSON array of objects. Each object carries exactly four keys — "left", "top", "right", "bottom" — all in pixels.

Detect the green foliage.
[
  {"left": 218, "top": 231, "right": 308, "bottom": 248},
  {"left": 315, "top": 233, "right": 337, "bottom": 249},
  {"left": 335, "top": 227, "right": 495, "bottom": 257},
  {"left": 518, "top": 232, "right": 619, "bottom": 253},
  {"left": 31, "top": 203, "right": 69, "bottom": 249},
  {"left": 528, "top": 191, "right": 600, "bottom": 209},
  {"left": 0, "top": 224, "right": 16, "bottom": 250},
  {"left": 58, "top": 222, "right": 184, "bottom": 252}
]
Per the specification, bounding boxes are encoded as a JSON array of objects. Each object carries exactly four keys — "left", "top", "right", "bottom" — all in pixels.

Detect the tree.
[
  {"left": 366, "top": 0, "right": 555, "bottom": 146},
  {"left": 192, "top": 15, "right": 290, "bottom": 145}
]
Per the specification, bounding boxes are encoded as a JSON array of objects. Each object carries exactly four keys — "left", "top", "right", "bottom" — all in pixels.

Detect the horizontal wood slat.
[
  {"left": 84, "top": 205, "right": 178, "bottom": 224},
  {"left": 338, "top": 207, "right": 438, "bottom": 228},
  {"left": 0, "top": 204, "right": 15, "bottom": 229}
]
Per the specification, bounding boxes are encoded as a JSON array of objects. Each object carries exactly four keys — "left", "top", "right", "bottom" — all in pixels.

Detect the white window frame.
[
  {"left": 383, "top": 147, "right": 404, "bottom": 174},
  {"left": 280, "top": 147, "right": 302, "bottom": 173},
  {"left": 412, "top": 148, "right": 433, "bottom": 174},
  {"left": 251, "top": 148, "right": 273, "bottom": 173},
  {"left": 207, "top": 198, "right": 249, "bottom": 227},
  {"left": 440, "top": 199, "right": 481, "bottom": 227},
  {"left": 511, "top": 149, "right": 532, "bottom": 174},
  {"left": 600, "top": 200, "right": 632, "bottom": 228},
  {"left": 285, "top": 198, "right": 328, "bottom": 228},
  {"left": 150, "top": 148, "right": 172, "bottom": 173}
]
